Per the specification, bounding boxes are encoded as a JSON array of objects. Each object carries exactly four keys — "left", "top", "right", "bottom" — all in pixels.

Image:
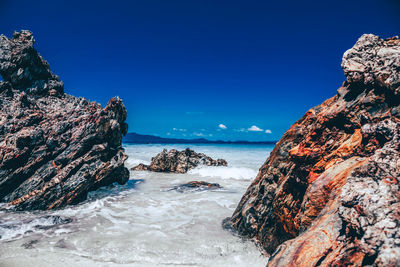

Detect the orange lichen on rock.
[
  {"left": 297, "top": 157, "right": 366, "bottom": 230},
  {"left": 224, "top": 34, "right": 400, "bottom": 266},
  {"left": 333, "top": 129, "right": 363, "bottom": 157}
]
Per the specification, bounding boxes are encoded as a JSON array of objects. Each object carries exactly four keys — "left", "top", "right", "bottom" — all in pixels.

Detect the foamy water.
[{"left": 0, "top": 144, "right": 273, "bottom": 266}]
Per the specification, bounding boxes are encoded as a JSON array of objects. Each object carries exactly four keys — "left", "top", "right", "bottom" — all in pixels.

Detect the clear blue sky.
[{"left": 0, "top": 0, "right": 399, "bottom": 141}]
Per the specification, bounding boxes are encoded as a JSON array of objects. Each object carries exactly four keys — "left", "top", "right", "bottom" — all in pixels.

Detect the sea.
[{"left": 0, "top": 144, "right": 273, "bottom": 267}]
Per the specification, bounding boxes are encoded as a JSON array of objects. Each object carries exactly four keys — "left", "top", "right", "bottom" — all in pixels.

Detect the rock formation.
[
  {"left": 168, "top": 181, "right": 222, "bottom": 192},
  {"left": 223, "top": 34, "right": 400, "bottom": 266},
  {"left": 131, "top": 148, "right": 227, "bottom": 173},
  {"left": 0, "top": 30, "right": 129, "bottom": 211}
]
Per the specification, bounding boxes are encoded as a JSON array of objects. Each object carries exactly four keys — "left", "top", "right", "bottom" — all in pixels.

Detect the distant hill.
[{"left": 123, "top": 132, "right": 276, "bottom": 145}]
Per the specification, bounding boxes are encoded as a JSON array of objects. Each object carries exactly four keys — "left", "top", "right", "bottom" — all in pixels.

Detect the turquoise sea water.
[{"left": 0, "top": 144, "right": 274, "bottom": 266}]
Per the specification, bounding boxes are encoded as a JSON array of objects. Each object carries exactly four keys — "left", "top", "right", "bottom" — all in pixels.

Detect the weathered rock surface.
[
  {"left": 131, "top": 148, "right": 227, "bottom": 173},
  {"left": 0, "top": 30, "right": 129, "bottom": 211},
  {"left": 168, "top": 181, "right": 222, "bottom": 192},
  {"left": 224, "top": 34, "right": 400, "bottom": 266}
]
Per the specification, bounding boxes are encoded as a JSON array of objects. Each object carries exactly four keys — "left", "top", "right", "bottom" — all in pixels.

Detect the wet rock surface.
[
  {"left": 0, "top": 30, "right": 129, "bottom": 210},
  {"left": 131, "top": 148, "right": 227, "bottom": 173},
  {"left": 168, "top": 181, "right": 222, "bottom": 192},
  {"left": 224, "top": 34, "right": 400, "bottom": 266}
]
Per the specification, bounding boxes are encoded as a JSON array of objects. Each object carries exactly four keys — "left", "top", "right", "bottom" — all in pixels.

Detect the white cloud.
[
  {"left": 166, "top": 132, "right": 171, "bottom": 136},
  {"left": 193, "top": 132, "right": 213, "bottom": 137},
  {"left": 173, "top": 128, "right": 187, "bottom": 132},
  {"left": 248, "top": 125, "right": 263, "bottom": 132},
  {"left": 265, "top": 129, "right": 272, "bottom": 134},
  {"left": 218, "top": 124, "right": 227, "bottom": 129},
  {"left": 193, "top": 132, "right": 205, "bottom": 137}
]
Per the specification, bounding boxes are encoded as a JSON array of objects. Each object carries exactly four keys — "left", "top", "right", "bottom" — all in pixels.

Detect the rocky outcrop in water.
[
  {"left": 169, "top": 181, "right": 222, "bottom": 192},
  {"left": 131, "top": 148, "right": 227, "bottom": 173},
  {"left": 0, "top": 30, "right": 129, "bottom": 211},
  {"left": 224, "top": 34, "right": 400, "bottom": 266}
]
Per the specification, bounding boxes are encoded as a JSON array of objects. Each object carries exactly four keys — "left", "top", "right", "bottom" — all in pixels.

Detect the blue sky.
[{"left": 0, "top": 0, "right": 399, "bottom": 141}]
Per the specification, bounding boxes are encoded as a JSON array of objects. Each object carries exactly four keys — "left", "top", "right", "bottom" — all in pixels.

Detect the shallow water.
[{"left": 0, "top": 144, "right": 272, "bottom": 267}]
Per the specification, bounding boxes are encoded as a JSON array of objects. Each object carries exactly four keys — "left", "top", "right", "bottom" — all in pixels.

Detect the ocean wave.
[
  {"left": 188, "top": 166, "right": 257, "bottom": 180},
  {"left": 0, "top": 215, "right": 72, "bottom": 241},
  {"left": 125, "top": 157, "right": 150, "bottom": 168}
]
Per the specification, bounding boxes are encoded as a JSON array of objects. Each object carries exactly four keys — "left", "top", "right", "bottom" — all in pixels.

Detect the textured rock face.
[
  {"left": 342, "top": 34, "right": 400, "bottom": 93},
  {"left": 132, "top": 148, "right": 227, "bottom": 173},
  {"left": 0, "top": 30, "right": 129, "bottom": 210},
  {"left": 0, "top": 31, "right": 64, "bottom": 96},
  {"left": 224, "top": 34, "right": 400, "bottom": 266}
]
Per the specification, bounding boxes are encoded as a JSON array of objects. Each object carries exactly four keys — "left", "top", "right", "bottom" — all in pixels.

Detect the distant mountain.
[{"left": 123, "top": 132, "right": 276, "bottom": 145}]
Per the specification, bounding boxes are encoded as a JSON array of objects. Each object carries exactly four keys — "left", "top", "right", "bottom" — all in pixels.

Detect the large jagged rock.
[
  {"left": 223, "top": 34, "right": 400, "bottom": 266},
  {"left": 131, "top": 148, "right": 227, "bottom": 173},
  {"left": 0, "top": 30, "right": 129, "bottom": 210}
]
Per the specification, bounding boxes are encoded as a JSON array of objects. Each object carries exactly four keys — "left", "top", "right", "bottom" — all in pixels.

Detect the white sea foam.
[
  {"left": 0, "top": 144, "right": 273, "bottom": 266},
  {"left": 125, "top": 157, "right": 149, "bottom": 168},
  {"left": 0, "top": 215, "right": 72, "bottom": 241},
  {"left": 188, "top": 166, "right": 258, "bottom": 180}
]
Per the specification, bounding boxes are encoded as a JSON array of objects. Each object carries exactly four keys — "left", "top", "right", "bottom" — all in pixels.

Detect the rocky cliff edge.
[
  {"left": 224, "top": 34, "right": 400, "bottom": 266},
  {"left": 0, "top": 30, "right": 129, "bottom": 210}
]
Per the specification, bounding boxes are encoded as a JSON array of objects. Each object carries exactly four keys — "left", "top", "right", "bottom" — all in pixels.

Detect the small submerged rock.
[
  {"left": 168, "top": 181, "right": 222, "bottom": 192},
  {"left": 131, "top": 148, "right": 227, "bottom": 173},
  {"left": 54, "top": 238, "right": 76, "bottom": 250},
  {"left": 21, "top": 239, "right": 39, "bottom": 249},
  {"left": 132, "top": 163, "right": 150, "bottom": 171}
]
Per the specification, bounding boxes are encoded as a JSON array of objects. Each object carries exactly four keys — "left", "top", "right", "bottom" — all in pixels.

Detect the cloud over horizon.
[
  {"left": 193, "top": 132, "right": 213, "bottom": 137},
  {"left": 248, "top": 125, "right": 263, "bottom": 132},
  {"left": 172, "top": 128, "right": 187, "bottom": 132},
  {"left": 166, "top": 124, "right": 272, "bottom": 140},
  {"left": 218, "top": 124, "right": 227, "bottom": 129}
]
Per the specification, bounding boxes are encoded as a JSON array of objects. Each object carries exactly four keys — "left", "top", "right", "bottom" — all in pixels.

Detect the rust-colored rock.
[{"left": 223, "top": 34, "right": 400, "bottom": 266}]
